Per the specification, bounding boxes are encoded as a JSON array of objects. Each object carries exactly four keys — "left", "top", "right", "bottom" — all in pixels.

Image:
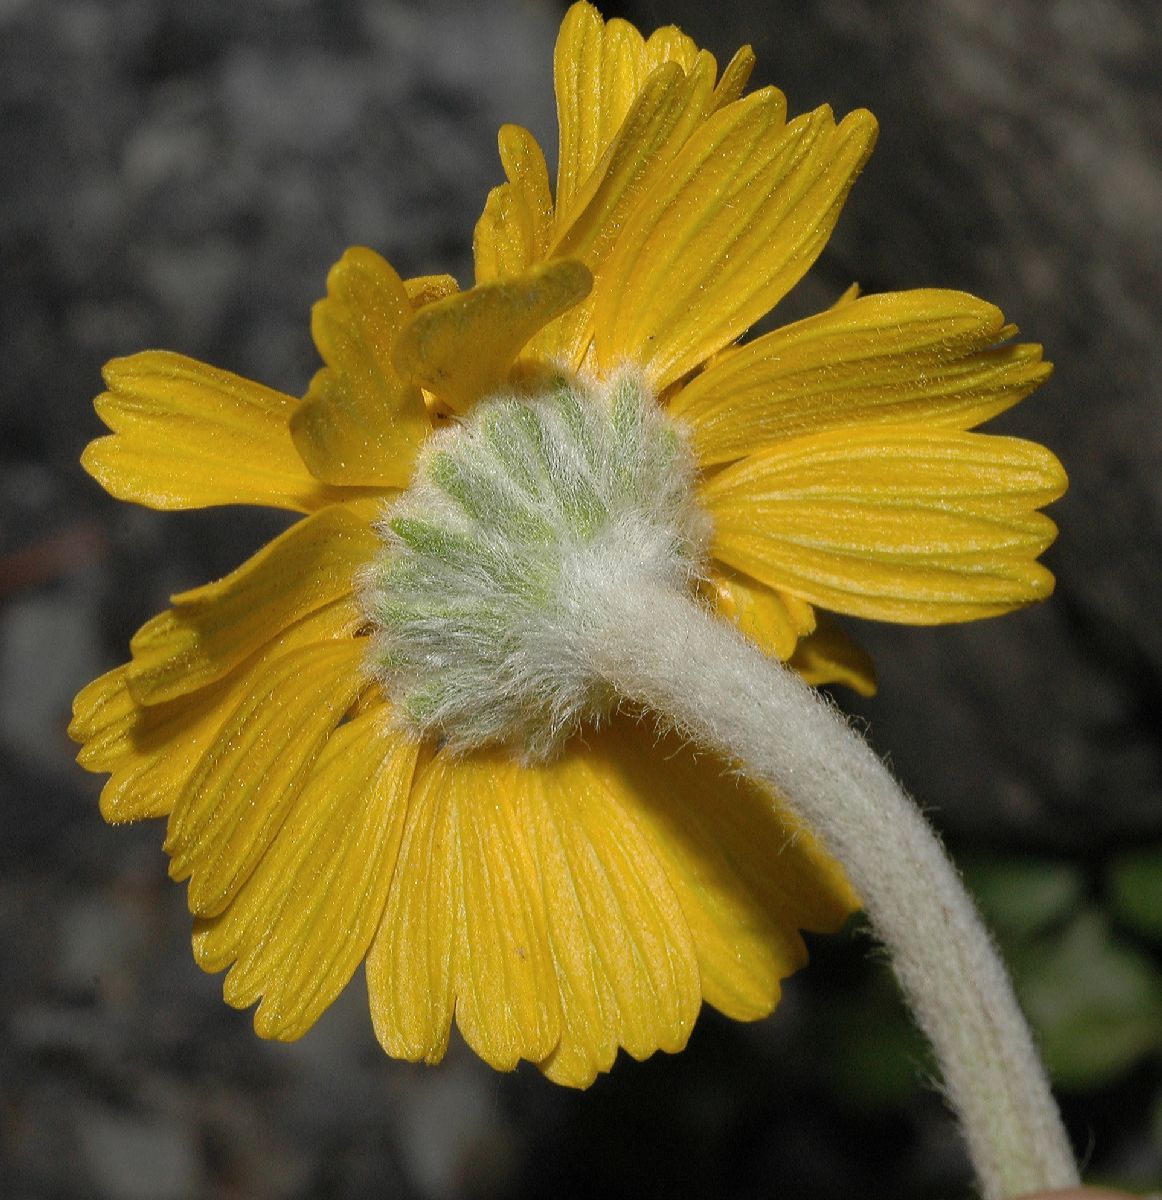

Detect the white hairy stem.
[{"left": 567, "top": 560, "right": 1079, "bottom": 1200}]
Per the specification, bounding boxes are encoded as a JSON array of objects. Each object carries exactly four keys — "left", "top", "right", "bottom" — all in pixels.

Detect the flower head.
[{"left": 70, "top": 2, "right": 1065, "bottom": 1085}]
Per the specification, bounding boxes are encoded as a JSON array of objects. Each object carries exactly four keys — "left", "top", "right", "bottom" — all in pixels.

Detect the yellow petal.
[
  {"left": 703, "top": 426, "right": 1067, "bottom": 623},
  {"left": 127, "top": 500, "right": 380, "bottom": 706},
  {"left": 552, "top": 58, "right": 716, "bottom": 267},
  {"left": 553, "top": 4, "right": 713, "bottom": 224},
  {"left": 788, "top": 614, "right": 877, "bottom": 697},
  {"left": 473, "top": 182, "right": 536, "bottom": 284},
  {"left": 404, "top": 274, "right": 459, "bottom": 308},
  {"left": 593, "top": 720, "right": 857, "bottom": 1023},
  {"left": 71, "top": 600, "right": 362, "bottom": 825},
  {"left": 641, "top": 23, "right": 700, "bottom": 73},
  {"left": 707, "top": 565, "right": 816, "bottom": 661},
  {"left": 710, "top": 45, "right": 756, "bottom": 111},
  {"left": 84, "top": 352, "right": 341, "bottom": 513},
  {"left": 451, "top": 754, "right": 562, "bottom": 1069},
  {"left": 392, "top": 260, "right": 592, "bottom": 413},
  {"left": 290, "top": 248, "right": 431, "bottom": 488},
  {"left": 165, "top": 637, "right": 367, "bottom": 917},
  {"left": 71, "top": 666, "right": 174, "bottom": 821},
  {"left": 518, "top": 750, "right": 701, "bottom": 1087},
  {"left": 553, "top": 4, "right": 649, "bottom": 221},
  {"left": 532, "top": 59, "right": 718, "bottom": 367},
  {"left": 595, "top": 100, "right": 878, "bottom": 389},
  {"left": 192, "top": 703, "right": 420, "bottom": 1040},
  {"left": 366, "top": 747, "right": 457, "bottom": 1065},
  {"left": 370, "top": 748, "right": 562, "bottom": 1070},
  {"left": 671, "top": 289, "right": 1051, "bottom": 465},
  {"left": 472, "top": 125, "right": 556, "bottom": 283}
]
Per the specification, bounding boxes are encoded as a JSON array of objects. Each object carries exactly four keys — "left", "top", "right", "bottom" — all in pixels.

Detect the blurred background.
[{"left": 2, "top": 0, "right": 1160, "bottom": 1197}]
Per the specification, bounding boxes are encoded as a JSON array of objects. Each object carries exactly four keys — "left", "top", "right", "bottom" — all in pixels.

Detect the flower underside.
[{"left": 68, "top": 0, "right": 1067, "bottom": 1087}]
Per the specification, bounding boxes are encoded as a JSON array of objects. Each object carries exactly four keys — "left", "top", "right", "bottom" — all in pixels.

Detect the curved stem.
[{"left": 578, "top": 578, "right": 1079, "bottom": 1200}]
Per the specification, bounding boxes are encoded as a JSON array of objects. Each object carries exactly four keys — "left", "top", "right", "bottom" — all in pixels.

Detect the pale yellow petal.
[
  {"left": 707, "top": 565, "right": 816, "bottom": 661},
  {"left": 671, "top": 289, "right": 1051, "bottom": 465},
  {"left": 517, "top": 751, "right": 701, "bottom": 1087},
  {"left": 788, "top": 614, "right": 877, "bottom": 696},
  {"left": 290, "top": 248, "right": 431, "bottom": 488},
  {"left": 192, "top": 704, "right": 419, "bottom": 1040},
  {"left": 127, "top": 500, "right": 380, "bottom": 706},
  {"left": 392, "top": 260, "right": 592, "bottom": 413},
  {"left": 165, "top": 637, "right": 367, "bottom": 917},
  {"left": 591, "top": 720, "right": 857, "bottom": 1023},
  {"left": 84, "top": 352, "right": 341, "bottom": 513},
  {"left": 703, "top": 427, "right": 1067, "bottom": 623},
  {"left": 595, "top": 100, "right": 878, "bottom": 389}
]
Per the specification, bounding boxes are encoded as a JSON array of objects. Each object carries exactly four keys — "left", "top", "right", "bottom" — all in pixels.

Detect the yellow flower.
[{"left": 69, "top": 2, "right": 1065, "bottom": 1086}]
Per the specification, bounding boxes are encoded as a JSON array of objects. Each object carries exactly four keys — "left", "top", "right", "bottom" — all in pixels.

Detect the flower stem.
[{"left": 580, "top": 578, "right": 1079, "bottom": 1200}]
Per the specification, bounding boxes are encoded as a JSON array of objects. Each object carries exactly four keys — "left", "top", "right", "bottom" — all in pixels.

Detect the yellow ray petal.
[
  {"left": 366, "top": 746, "right": 457, "bottom": 1065},
  {"left": 192, "top": 703, "right": 420, "bottom": 1040},
  {"left": 552, "top": 58, "right": 716, "bottom": 268},
  {"left": 516, "top": 751, "right": 701, "bottom": 1087},
  {"left": 404, "top": 274, "right": 459, "bottom": 308},
  {"left": 499, "top": 125, "right": 554, "bottom": 259},
  {"left": 84, "top": 353, "right": 343, "bottom": 513},
  {"left": 71, "top": 666, "right": 174, "bottom": 821},
  {"left": 449, "top": 753, "right": 562, "bottom": 1069},
  {"left": 710, "top": 45, "right": 756, "bottom": 111},
  {"left": 127, "top": 499, "right": 380, "bottom": 706},
  {"left": 474, "top": 125, "right": 554, "bottom": 284},
  {"left": 554, "top": 3, "right": 648, "bottom": 220},
  {"left": 595, "top": 99, "right": 878, "bottom": 389},
  {"left": 553, "top": 3, "right": 712, "bottom": 224},
  {"left": 671, "top": 289, "right": 1051, "bottom": 465},
  {"left": 370, "top": 748, "right": 562, "bottom": 1070},
  {"left": 531, "top": 58, "right": 719, "bottom": 367},
  {"left": 707, "top": 565, "right": 816, "bottom": 661},
  {"left": 788, "top": 613, "right": 877, "bottom": 696},
  {"left": 165, "top": 637, "right": 367, "bottom": 917},
  {"left": 290, "top": 248, "right": 431, "bottom": 489},
  {"left": 591, "top": 719, "right": 857, "bottom": 1024},
  {"left": 641, "top": 23, "right": 700, "bottom": 73},
  {"left": 473, "top": 182, "right": 537, "bottom": 284},
  {"left": 703, "top": 426, "right": 1067, "bottom": 623},
  {"left": 71, "top": 600, "right": 362, "bottom": 825},
  {"left": 392, "top": 260, "right": 592, "bottom": 413}
]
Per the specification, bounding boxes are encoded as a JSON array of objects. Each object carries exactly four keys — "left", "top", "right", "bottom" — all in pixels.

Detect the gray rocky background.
[{"left": 2, "top": 0, "right": 1160, "bottom": 1197}]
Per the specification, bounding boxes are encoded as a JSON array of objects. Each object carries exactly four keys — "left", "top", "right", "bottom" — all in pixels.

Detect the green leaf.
[
  {"left": 1011, "top": 908, "right": 1162, "bottom": 1090},
  {"left": 961, "top": 855, "right": 1085, "bottom": 943},
  {"left": 1108, "top": 846, "right": 1162, "bottom": 941}
]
